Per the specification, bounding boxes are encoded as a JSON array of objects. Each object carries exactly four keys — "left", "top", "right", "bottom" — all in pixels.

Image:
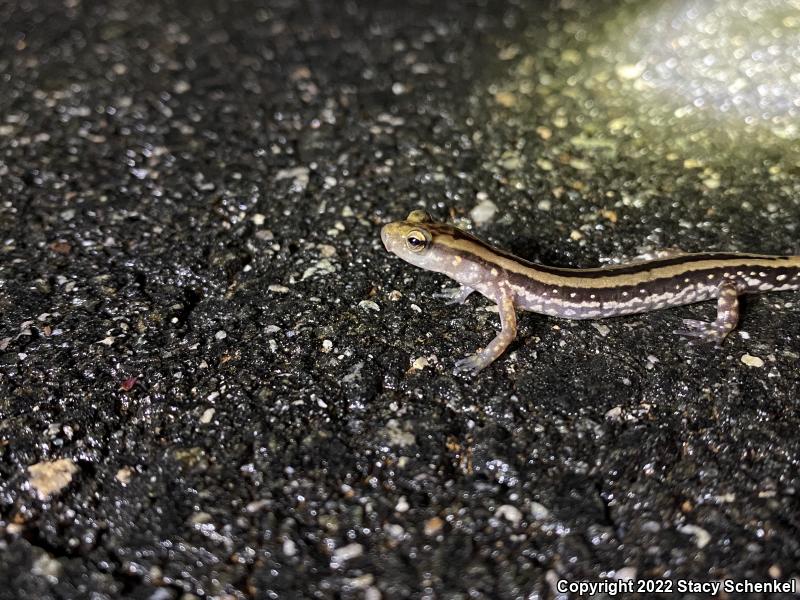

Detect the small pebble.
[
  {"left": 358, "top": 300, "right": 380, "bottom": 312},
  {"left": 495, "top": 504, "right": 523, "bottom": 524},
  {"left": 28, "top": 459, "right": 78, "bottom": 500},
  {"left": 282, "top": 538, "right": 297, "bottom": 557},
  {"left": 395, "top": 496, "right": 410, "bottom": 512},
  {"left": 494, "top": 91, "right": 516, "bottom": 107},
  {"left": 173, "top": 80, "right": 191, "bottom": 94},
  {"left": 199, "top": 408, "right": 215, "bottom": 424},
  {"left": 678, "top": 524, "right": 711, "bottom": 549},
  {"left": 408, "top": 356, "right": 429, "bottom": 372},
  {"left": 469, "top": 199, "right": 497, "bottom": 226},
  {"left": 529, "top": 502, "right": 551, "bottom": 520},
  {"left": 616, "top": 62, "right": 645, "bottom": 80},
  {"left": 615, "top": 567, "right": 637, "bottom": 581},
  {"left": 115, "top": 467, "right": 132, "bottom": 485},
  {"left": 332, "top": 543, "right": 363, "bottom": 564},
  {"left": 741, "top": 353, "right": 764, "bottom": 368},
  {"left": 424, "top": 516, "right": 444, "bottom": 536}
]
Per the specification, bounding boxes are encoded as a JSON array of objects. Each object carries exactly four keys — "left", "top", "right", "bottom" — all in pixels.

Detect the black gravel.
[{"left": 2, "top": 1, "right": 800, "bottom": 598}]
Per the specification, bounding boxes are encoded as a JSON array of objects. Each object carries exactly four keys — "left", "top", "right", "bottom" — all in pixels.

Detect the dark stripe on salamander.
[
  {"left": 506, "top": 263, "right": 800, "bottom": 318},
  {"left": 431, "top": 224, "right": 793, "bottom": 279}
]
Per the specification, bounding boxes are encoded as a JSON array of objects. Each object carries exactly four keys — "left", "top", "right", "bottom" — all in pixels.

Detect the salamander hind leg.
[
  {"left": 674, "top": 280, "right": 740, "bottom": 346},
  {"left": 453, "top": 294, "right": 517, "bottom": 375}
]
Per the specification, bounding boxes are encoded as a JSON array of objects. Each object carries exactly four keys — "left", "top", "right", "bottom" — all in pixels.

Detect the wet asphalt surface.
[{"left": 2, "top": 0, "right": 800, "bottom": 598}]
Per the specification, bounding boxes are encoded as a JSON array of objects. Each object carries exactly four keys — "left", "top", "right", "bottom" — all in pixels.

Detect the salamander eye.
[{"left": 405, "top": 230, "right": 428, "bottom": 253}]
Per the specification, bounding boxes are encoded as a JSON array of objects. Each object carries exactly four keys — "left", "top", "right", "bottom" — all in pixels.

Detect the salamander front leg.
[
  {"left": 433, "top": 285, "right": 475, "bottom": 305},
  {"left": 453, "top": 293, "right": 517, "bottom": 375},
  {"left": 674, "top": 280, "right": 739, "bottom": 346}
]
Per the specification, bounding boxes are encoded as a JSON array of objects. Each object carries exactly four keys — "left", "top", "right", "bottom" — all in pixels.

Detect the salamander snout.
[{"left": 380, "top": 224, "right": 391, "bottom": 251}]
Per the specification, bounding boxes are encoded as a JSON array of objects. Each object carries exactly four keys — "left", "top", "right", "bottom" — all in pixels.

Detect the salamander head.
[
  {"left": 381, "top": 210, "right": 473, "bottom": 279},
  {"left": 381, "top": 210, "right": 438, "bottom": 267}
]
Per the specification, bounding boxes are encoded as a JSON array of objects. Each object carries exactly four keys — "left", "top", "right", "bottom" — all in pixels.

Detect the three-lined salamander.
[{"left": 381, "top": 210, "right": 800, "bottom": 374}]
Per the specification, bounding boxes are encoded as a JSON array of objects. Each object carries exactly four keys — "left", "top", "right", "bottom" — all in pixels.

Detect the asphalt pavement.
[{"left": 2, "top": 0, "right": 800, "bottom": 598}]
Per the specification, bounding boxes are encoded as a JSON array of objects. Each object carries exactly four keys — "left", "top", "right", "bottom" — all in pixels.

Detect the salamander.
[{"left": 381, "top": 210, "right": 800, "bottom": 374}]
